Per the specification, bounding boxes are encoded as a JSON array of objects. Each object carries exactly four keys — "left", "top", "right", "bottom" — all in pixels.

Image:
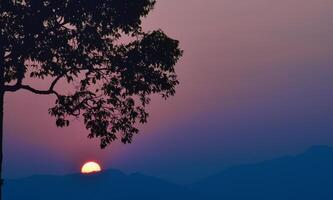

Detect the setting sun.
[{"left": 81, "top": 162, "right": 102, "bottom": 174}]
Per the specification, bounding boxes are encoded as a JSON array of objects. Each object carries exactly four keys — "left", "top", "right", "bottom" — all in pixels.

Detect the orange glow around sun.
[{"left": 81, "top": 161, "right": 102, "bottom": 174}]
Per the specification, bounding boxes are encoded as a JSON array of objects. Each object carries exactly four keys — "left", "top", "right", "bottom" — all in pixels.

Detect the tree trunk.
[
  {"left": 0, "top": 79, "right": 3, "bottom": 200},
  {"left": 0, "top": 46, "right": 4, "bottom": 200}
]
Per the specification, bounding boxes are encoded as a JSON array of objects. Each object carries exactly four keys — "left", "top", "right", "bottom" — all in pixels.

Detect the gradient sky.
[{"left": 4, "top": 0, "right": 333, "bottom": 184}]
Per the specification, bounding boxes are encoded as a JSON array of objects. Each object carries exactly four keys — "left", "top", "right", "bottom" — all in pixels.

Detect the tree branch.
[
  {"left": 4, "top": 64, "right": 108, "bottom": 96},
  {"left": 20, "top": 85, "right": 59, "bottom": 96},
  {"left": 4, "top": 75, "right": 61, "bottom": 98}
]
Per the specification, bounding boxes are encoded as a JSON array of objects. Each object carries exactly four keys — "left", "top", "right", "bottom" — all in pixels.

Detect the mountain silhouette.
[
  {"left": 191, "top": 145, "right": 333, "bottom": 200},
  {"left": 4, "top": 146, "right": 333, "bottom": 199},
  {"left": 4, "top": 169, "right": 199, "bottom": 200}
]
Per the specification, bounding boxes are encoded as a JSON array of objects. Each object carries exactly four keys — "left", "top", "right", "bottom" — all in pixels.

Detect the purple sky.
[{"left": 4, "top": 0, "right": 333, "bottom": 184}]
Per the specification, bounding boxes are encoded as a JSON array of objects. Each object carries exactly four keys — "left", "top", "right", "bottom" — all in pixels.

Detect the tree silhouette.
[{"left": 0, "top": 0, "right": 182, "bottom": 198}]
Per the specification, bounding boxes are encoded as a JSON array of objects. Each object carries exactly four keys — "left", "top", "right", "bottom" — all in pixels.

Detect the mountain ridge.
[
  {"left": 4, "top": 145, "right": 333, "bottom": 200},
  {"left": 191, "top": 145, "right": 333, "bottom": 200}
]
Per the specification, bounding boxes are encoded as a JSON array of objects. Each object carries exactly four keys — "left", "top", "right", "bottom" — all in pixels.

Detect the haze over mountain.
[
  {"left": 4, "top": 169, "right": 198, "bottom": 200},
  {"left": 4, "top": 146, "right": 333, "bottom": 200},
  {"left": 192, "top": 145, "right": 333, "bottom": 200}
]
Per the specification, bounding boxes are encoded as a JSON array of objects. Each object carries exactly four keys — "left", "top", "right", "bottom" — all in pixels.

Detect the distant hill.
[
  {"left": 191, "top": 145, "right": 333, "bottom": 200},
  {"left": 4, "top": 169, "right": 199, "bottom": 200},
  {"left": 4, "top": 146, "right": 333, "bottom": 200}
]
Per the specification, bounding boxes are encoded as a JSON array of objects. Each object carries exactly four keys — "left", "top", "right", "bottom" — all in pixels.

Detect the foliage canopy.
[{"left": 0, "top": 0, "right": 182, "bottom": 148}]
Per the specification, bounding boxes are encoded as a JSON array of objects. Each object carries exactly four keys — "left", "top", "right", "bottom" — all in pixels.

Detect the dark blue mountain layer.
[
  {"left": 4, "top": 169, "right": 199, "bottom": 200},
  {"left": 4, "top": 146, "right": 333, "bottom": 200},
  {"left": 191, "top": 145, "right": 333, "bottom": 200}
]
